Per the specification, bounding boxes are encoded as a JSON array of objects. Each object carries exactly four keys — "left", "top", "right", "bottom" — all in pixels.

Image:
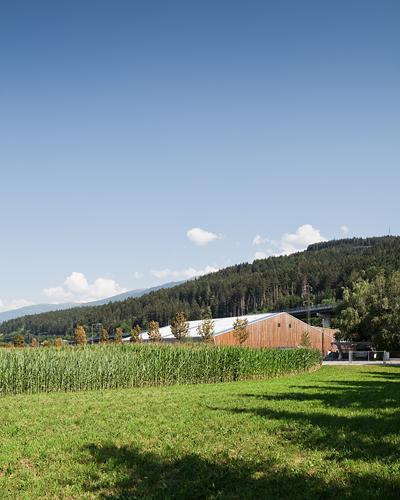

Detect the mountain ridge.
[{"left": 0, "top": 281, "right": 184, "bottom": 324}]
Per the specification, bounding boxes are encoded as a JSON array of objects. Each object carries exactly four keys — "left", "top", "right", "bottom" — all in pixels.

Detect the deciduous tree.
[
  {"left": 31, "top": 338, "right": 38, "bottom": 348},
  {"left": 196, "top": 317, "right": 215, "bottom": 344},
  {"left": 99, "top": 329, "right": 110, "bottom": 344},
  {"left": 129, "top": 325, "right": 142, "bottom": 343},
  {"left": 232, "top": 318, "right": 250, "bottom": 346},
  {"left": 13, "top": 334, "right": 25, "bottom": 348},
  {"left": 148, "top": 321, "right": 162, "bottom": 343},
  {"left": 54, "top": 337, "right": 63, "bottom": 347},
  {"left": 114, "top": 327, "right": 123, "bottom": 344},
  {"left": 337, "top": 270, "right": 400, "bottom": 350},
  {"left": 300, "top": 331, "right": 312, "bottom": 348},
  {"left": 74, "top": 325, "right": 87, "bottom": 345},
  {"left": 42, "top": 339, "right": 51, "bottom": 348},
  {"left": 170, "top": 312, "right": 189, "bottom": 342}
]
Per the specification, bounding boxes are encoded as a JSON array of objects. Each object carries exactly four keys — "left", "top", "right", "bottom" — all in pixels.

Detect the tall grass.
[{"left": 0, "top": 344, "right": 321, "bottom": 395}]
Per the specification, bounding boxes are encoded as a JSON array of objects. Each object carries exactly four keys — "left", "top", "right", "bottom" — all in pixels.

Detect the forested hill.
[{"left": 1, "top": 236, "right": 399, "bottom": 338}]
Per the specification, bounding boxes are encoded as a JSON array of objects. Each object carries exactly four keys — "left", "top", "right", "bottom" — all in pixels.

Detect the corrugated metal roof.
[{"left": 140, "top": 312, "right": 282, "bottom": 340}]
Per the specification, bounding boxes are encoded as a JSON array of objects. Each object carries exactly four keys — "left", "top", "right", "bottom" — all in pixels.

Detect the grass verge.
[{"left": 0, "top": 365, "right": 399, "bottom": 499}]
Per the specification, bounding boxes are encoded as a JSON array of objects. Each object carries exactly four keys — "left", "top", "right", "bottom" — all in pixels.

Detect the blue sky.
[{"left": 1, "top": 0, "right": 399, "bottom": 310}]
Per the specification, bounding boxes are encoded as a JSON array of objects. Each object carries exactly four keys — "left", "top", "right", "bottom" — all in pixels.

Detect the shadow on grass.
[
  {"left": 80, "top": 443, "right": 398, "bottom": 500},
  {"left": 223, "top": 371, "right": 400, "bottom": 462}
]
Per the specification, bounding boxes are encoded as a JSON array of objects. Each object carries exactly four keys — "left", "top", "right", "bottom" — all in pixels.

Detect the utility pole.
[
  {"left": 91, "top": 323, "right": 102, "bottom": 345},
  {"left": 302, "top": 281, "right": 312, "bottom": 324}
]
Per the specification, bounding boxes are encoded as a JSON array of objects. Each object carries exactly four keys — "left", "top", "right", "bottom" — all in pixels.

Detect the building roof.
[{"left": 140, "top": 312, "right": 281, "bottom": 341}]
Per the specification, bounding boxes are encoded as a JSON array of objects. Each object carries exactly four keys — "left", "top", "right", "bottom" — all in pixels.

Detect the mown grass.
[
  {"left": 0, "top": 344, "right": 321, "bottom": 395},
  {"left": 0, "top": 365, "right": 399, "bottom": 499}
]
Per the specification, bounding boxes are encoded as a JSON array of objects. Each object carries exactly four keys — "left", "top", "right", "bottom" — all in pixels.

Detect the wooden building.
[
  {"left": 146, "top": 312, "right": 336, "bottom": 354},
  {"left": 213, "top": 312, "right": 335, "bottom": 354}
]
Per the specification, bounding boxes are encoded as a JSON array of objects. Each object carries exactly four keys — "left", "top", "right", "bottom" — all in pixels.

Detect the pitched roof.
[{"left": 140, "top": 312, "right": 281, "bottom": 340}]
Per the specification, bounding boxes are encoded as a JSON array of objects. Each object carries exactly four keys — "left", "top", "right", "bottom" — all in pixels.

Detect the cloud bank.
[
  {"left": 43, "top": 272, "right": 128, "bottom": 303},
  {"left": 151, "top": 266, "right": 218, "bottom": 279},
  {"left": 187, "top": 228, "right": 222, "bottom": 246}
]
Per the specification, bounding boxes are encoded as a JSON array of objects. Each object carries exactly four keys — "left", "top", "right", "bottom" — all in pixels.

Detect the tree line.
[{"left": 0, "top": 236, "right": 399, "bottom": 341}]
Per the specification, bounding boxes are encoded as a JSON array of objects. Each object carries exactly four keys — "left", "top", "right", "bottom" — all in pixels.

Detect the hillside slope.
[{"left": 1, "top": 236, "right": 398, "bottom": 338}]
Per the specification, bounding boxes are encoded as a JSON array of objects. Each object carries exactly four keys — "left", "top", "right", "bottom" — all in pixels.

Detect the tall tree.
[
  {"left": 170, "top": 312, "right": 189, "bottom": 342},
  {"left": 74, "top": 325, "right": 87, "bottom": 345},
  {"left": 232, "top": 318, "right": 250, "bottom": 346},
  {"left": 337, "top": 271, "right": 400, "bottom": 350},
  {"left": 196, "top": 317, "right": 215, "bottom": 344}
]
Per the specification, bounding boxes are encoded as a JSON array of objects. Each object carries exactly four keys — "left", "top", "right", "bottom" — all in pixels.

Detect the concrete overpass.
[{"left": 276, "top": 302, "right": 339, "bottom": 327}]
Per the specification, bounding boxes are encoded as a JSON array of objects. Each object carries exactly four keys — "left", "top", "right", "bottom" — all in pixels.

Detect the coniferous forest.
[{"left": 0, "top": 236, "right": 399, "bottom": 340}]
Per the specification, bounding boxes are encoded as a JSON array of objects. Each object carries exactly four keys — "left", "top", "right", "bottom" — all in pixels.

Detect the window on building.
[{"left": 278, "top": 323, "right": 281, "bottom": 327}]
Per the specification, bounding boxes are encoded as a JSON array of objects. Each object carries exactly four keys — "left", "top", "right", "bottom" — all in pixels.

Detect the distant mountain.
[{"left": 0, "top": 281, "right": 184, "bottom": 324}]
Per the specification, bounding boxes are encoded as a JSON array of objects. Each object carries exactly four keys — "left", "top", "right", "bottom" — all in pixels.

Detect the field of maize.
[{"left": 0, "top": 344, "right": 321, "bottom": 395}]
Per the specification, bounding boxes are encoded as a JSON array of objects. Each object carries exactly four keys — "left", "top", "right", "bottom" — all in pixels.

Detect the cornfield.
[{"left": 0, "top": 344, "right": 321, "bottom": 396}]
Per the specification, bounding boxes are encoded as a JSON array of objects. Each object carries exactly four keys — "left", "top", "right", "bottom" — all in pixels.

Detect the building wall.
[{"left": 213, "top": 313, "right": 331, "bottom": 353}]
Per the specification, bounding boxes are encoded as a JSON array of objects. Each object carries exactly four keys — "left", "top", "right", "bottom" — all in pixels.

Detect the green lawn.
[{"left": 1, "top": 365, "right": 399, "bottom": 499}]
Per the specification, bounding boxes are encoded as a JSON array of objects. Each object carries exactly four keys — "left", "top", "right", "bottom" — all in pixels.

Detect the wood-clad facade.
[{"left": 213, "top": 312, "right": 334, "bottom": 354}]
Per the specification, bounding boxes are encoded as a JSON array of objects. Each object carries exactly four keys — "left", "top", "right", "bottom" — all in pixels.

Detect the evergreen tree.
[
  {"left": 74, "top": 325, "right": 87, "bottom": 345},
  {"left": 114, "top": 327, "right": 123, "bottom": 344},
  {"left": 232, "top": 318, "right": 250, "bottom": 345},
  {"left": 148, "top": 320, "right": 162, "bottom": 343},
  {"left": 196, "top": 317, "right": 215, "bottom": 344},
  {"left": 170, "top": 312, "right": 189, "bottom": 342}
]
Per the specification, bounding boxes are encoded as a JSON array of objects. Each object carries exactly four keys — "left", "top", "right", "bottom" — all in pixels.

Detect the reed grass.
[{"left": 0, "top": 344, "right": 321, "bottom": 395}]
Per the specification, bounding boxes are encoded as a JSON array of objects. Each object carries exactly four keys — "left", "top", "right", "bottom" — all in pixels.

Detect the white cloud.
[
  {"left": 340, "top": 225, "right": 349, "bottom": 233},
  {"left": 187, "top": 228, "right": 222, "bottom": 246},
  {"left": 254, "top": 251, "right": 268, "bottom": 260},
  {"left": 252, "top": 225, "right": 327, "bottom": 258},
  {"left": 0, "top": 299, "right": 36, "bottom": 313},
  {"left": 133, "top": 271, "right": 143, "bottom": 279},
  {"left": 43, "top": 272, "right": 128, "bottom": 303},
  {"left": 150, "top": 268, "right": 180, "bottom": 279},
  {"left": 151, "top": 266, "right": 218, "bottom": 280},
  {"left": 277, "top": 224, "right": 327, "bottom": 255},
  {"left": 252, "top": 235, "right": 268, "bottom": 246}
]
